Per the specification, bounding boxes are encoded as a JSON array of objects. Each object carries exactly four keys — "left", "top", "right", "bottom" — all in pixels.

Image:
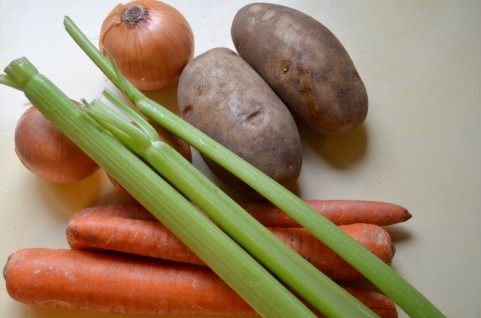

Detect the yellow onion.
[
  {"left": 14, "top": 106, "right": 99, "bottom": 184},
  {"left": 99, "top": 0, "right": 195, "bottom": 91}
]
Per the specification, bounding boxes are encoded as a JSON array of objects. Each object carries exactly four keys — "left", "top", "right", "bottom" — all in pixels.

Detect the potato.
[
  {"left": 231, "top": 3, "right": 368, "bottom": 135},
  {"left": 177, "top": 47, "right": 302, "bottom": 196}
]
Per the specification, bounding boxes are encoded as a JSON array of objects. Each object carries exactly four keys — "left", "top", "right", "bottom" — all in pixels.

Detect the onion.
[
  {"left": 14, "top": 106, "right": 99, "bottom": 184},
  {"left": 99, "top": 0, "right": 195, "bottom": 91}
]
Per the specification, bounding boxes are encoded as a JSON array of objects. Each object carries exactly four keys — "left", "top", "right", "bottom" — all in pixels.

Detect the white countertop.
[{"left": 1, "top": 1, "right": 480, "bottom": 317}]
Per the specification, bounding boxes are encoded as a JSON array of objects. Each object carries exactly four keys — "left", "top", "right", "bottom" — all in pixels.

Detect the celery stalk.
[
  {"left": 0, "top": 74, "right": 23, "bottom": 89},
  {"left": 1, "top": 58, "right": 317, "bottom": 318},
  {"left": 64, "top": 16, "right": 445, "bottom": 318},
  {"left": 88, "top": 90, "right": 377, "bottom": 318}
]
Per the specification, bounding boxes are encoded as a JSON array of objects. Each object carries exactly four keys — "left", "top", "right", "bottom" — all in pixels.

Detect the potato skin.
[
  {"left": 231, "top": 3, "right": 368, "bottom": 135},
  {"left": 177, "top": 47, "right": 302, "bottom": 195}
]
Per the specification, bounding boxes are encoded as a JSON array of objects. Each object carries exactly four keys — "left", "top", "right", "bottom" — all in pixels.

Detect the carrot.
[
  {"left": 343, "top": 287, "right": 398, "bottom": 318},
  {"left": 67, "top": 210, "right": 395, "bottom": 281},
  {"left": 4, "top": 248, "right": 254, "bottom": 316},
  {"left": 72, "top": 199, "right": 411, "bottom": 227},
  {"left": 67, "top": 215, "right": 206, "bottom": 267},
  {"left": 239, "top": 199, "right": 412, "bottom": 227},
  {"left": 271, "top": 225, "right": 395, "bottom": 281},
  {"left": 4, "top": 248, "right": 397, "bottom": 317}
]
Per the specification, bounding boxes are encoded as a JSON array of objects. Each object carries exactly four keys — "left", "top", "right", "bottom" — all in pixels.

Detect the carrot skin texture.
[
  {"left": 4, "top": 248, "right": 255, "bottom": 316},
  {"left": 71, "top": 200, "right": 411, "bottom": 227},
  {"left": 342, "top": 287, "right": 398, "bottom": 318},
  {"left": 240, "top": 200, "right": 411, "bottom": 227},
  {"left": 271, "top": 224, "right": 395, "bottom": 281},
  {"left": 4, "top": 248, "right": 397, "bottom": 317},
  {"left": 67, "top": 215, "right": 206, "bottom": 266},
  {"left": 67, "top": 211, "right": 395, "bottom": 280}
]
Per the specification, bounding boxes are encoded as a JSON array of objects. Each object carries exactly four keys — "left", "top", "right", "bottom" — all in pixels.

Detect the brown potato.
[
  {"left": 177, "top": 47, "right": 302, "bottom": 196},
  {"left": 231, "top": 3, "right": 368, "bottom": 135}
]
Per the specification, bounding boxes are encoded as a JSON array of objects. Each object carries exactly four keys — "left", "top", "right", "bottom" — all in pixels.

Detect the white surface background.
[{"left": 1, "top": 0, "right": 481, "bottom": 317}]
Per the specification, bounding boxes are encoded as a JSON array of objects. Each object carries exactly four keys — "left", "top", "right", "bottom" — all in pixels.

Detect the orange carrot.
[
  {"left": 72, "top": 199, "right": 411, "bottom": 228},
  {"left": 4, "top": 248, "right": 397, "bottom": 317},
  {"left": 4, "top": 248, "right": 254, "bottom": 316},
  {"left": 240, "top": 199, "right": 411, "bottom": 227},
  {"left": 67, "top": 209, "right": 395, "bottom": 281},
  {"left": 67, "top": 215, "right": 205, "bottom": 266},
  {"left": 342, "top": 287, "right": 398, "bottom": 318},
  {"left": 271, "top": 225, "right": 395, "bottom": 281}
]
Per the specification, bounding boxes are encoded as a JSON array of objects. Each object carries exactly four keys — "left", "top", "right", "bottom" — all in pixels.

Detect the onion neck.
[{"left": 122, "top": 5, "right": 148, "bottom": 25}]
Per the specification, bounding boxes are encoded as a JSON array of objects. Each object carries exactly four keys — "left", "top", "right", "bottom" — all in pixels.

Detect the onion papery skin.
[
  {"left": 14, "top": 106, "right": 99, "bottom": 184},
  {"left": 99, "top": 0, "right": 195, "bottom": 91}
]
